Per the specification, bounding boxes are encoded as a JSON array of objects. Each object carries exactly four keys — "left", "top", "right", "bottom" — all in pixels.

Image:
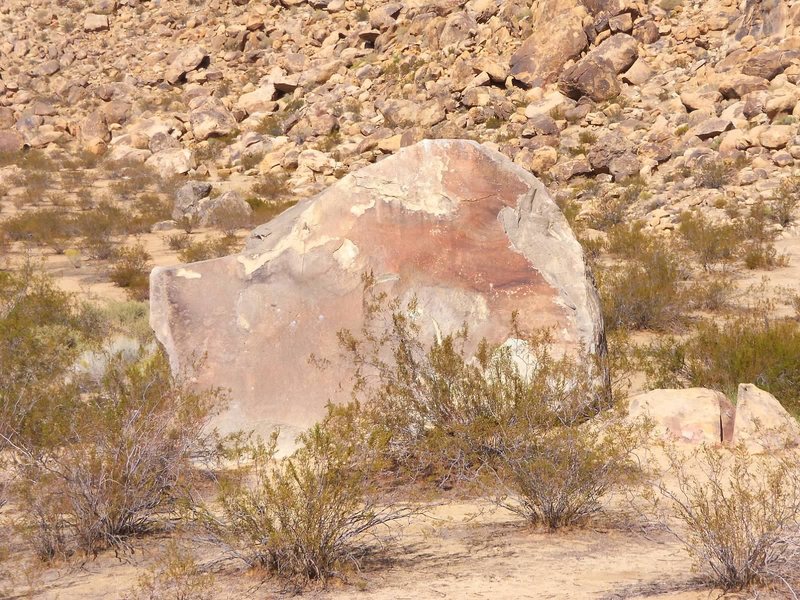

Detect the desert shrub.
[
  {"left": 488, "top": 414, "right": 648, "bottom": 530},
  {"left": 177, "top": 235, "right": 240, "bottom": 263},
  {"left": 251, "top": 173, "right": 291, "bottom": 200},
  {"left": 695, "top": 158, "right": 734, "bottom": 189},
  {"left": 2, "top": 209, "right": 77, "bottom": 254},
  {"left": 109, "top": 244, "right": 152, "bottom": 301},
  {"left": 587, "top": 194, "right": 629, "bottom": 231},
  {"left": 12, "top": 350, "right": 224, "bottom": 559},
  {"left": 678, "top": 211, "right": 739, "bottom": 270},
  {"left": 100, "top": 300, "right": 153, "bottom": 343},
  {"left": 739, "top": 202, "right": 786, "bottom": 270},
  {"left": 123, "top": 542, "right": 215, "bottom": 600},
  {"left": 255, "top": 115, "right": 284, "bottom": 136},
  {"left": 771, "top": 177, "right": 800, "bottom": 227},
  {"left": 336, "top": 274, "right": 613, "bottom": 488},
  {"left": 166, "top": 233, "right": 192, "bottom": 251},
  {"left": 0, "top": 266, "right": 103, "bottom": 452},
  {"left": 605, "top": 221, "right": 648, "bottom": 258},
  {"left": 129, "top": 194, "right": 172, "bottom": 234},
  {"left": 640, "top": 312, "right": 800, "bottom": 415},
  {"left": 598, "top": 235, "right": 686, "bottom": 331},
  {"left": 76, "top": 201, "right": 127, "bottom": 260},
  {"left": 333, "top": 276, "right": 648, "bottom": 526},
  {"left": 652, "top": 443, "right": 800, "bottom": 591},
  {"left": 206, "top": 201, "right": 252, "bottom": 235},
  {"left": 246, "top": 197, "right": 297, "bottom": 224},
  {"left": 201, "top": 405, "right": 410, "bottom": 585}
]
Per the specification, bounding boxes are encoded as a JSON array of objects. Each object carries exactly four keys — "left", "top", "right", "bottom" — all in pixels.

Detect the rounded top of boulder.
[{"left": 150, "top": 139, "right": 605, "bottom": 441}]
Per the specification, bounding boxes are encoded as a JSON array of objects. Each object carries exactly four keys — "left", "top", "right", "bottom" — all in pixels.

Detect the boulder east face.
[{"left": 150, "top": 140, "right": 604, "bottom": 442}]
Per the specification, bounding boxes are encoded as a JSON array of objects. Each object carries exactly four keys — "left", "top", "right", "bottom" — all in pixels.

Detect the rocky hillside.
[{"left": 1, "top": 0, "right": 799, "bottom": 224}]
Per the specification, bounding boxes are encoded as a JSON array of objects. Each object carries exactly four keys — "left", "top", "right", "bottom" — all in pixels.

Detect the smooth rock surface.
[
  {"left": 732, "top": 383, "right": 800, "bottom": 451},
  {"left": 627, "top": 388, "right": 735, "bottom": 444},
  {"left": 150, "top": 140, "right": 605, "bottom": 443}
]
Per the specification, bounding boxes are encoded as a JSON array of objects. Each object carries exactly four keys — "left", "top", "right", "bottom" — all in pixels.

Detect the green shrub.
[
  {"left": 246, "top": 197, "right": 297, "bottom": 224},
  {"left": 640, "top": 312, "right": 800, "bottom": 415},
  {"left": 488, "top": 414, "right": 648, "bottom": 529},
  {"left": 109, "top": 244, "right": 152, "bottom": 301},
  {"left": 678, "top": 211, "right": 739, "bottom": 270},
  {"left": 251, "top": 173, "right": 291, "bottom": 200},
  {"left": 695, "top": 158, "right": 735, "bottom": 189},
  {"left": 336, "top": 274, "right": 612, "bottom": 488},
  {"left": 178, "top": 235, "right": 240, "bottom": 263},
  {"left": 2, "top": 209, "right": 76, "bottom": 254},
  {"left": 598, "top": 236, "right": 686, "bottom": 331},
  {"left": 0, "top": 266, "right": 104, "bottom": 451},
  {"left": 123, "top": 542, "right": 215, "bottom": 600},
  {"left": 771, "top": 177, "right": 800, "bottom": 227}
]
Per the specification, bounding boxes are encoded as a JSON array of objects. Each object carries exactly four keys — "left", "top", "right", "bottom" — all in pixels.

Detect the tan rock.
[
  {"left": 732, "top": 384, "right": 800, "bottom": 451},
  {"left": 150, "top": 140, "right": 605, "bottom": 445},
  {"left": 510, "top": 0, "right": 588, "bottom": 87},
  {"left": 627, "top": 388, "right": 734, "bottom": 444},
  {"left": 759, "top": 125, "right": 793, "bottom": 149}
]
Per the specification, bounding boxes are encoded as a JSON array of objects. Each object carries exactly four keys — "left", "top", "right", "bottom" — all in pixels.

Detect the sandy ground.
[{"left": 3, "top": 497, "right": 772, "bottom": 600}]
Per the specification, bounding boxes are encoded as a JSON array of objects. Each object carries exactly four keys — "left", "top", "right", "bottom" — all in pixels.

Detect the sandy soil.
[{"left": 2, "top": 498, "right": 766, "bottom": 600}]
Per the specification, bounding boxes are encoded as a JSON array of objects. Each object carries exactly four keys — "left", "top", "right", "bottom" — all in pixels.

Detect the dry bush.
[
  {"left": 206, "top": 202, "right": 252, "bottom": 235},
  {"left": 678, "top": 211, "right": 739, "bottom": 270},
  {"left": 0, "top": 266, "right": 103, "bottom": 453},
  {"left": 109, "top": 244, "right": 152, "bottom": 301},
  {"left": 695, "top": 158, "right": 735, "bottom": 189},
  {"left": 488, "top": 415, "right": 648, "bottom": 529},
  {"left": 771, "top": 177, "right": 800, "bottom": 227},
  {"left": 12, "top": 350, "right": 225, "bottom": 559},
  {"left": 651, "top": 443, "right": 800, "bottom": 592},
  {"left": 250, "top": 173, "right": 290, "bottom": 200},
  {"left": 336, "top": 274, "right": 615, "bottom": 488},
  {"left": 246, "top": 197, "right": 297, "bottom": 224},
  {"left": 740, "top": 202, "right": 786, "bottom": 270},
  {"left": 200, "top": 405, "right": 411, "bottom": 585},
  {"left": 334, "top": 274, "right": 648, "bottom": 527},
  {"left": 123, "top": 542, "right": 215, "bottom": 600},
  {"left": 2, "top": 208, "right": 77, "bottom": 254},
  {"left": 76, "top": 201, "right": 127, "bottom": 260},
  {"left": 178, "top": 235, "right": 240, "bottom": 263}
]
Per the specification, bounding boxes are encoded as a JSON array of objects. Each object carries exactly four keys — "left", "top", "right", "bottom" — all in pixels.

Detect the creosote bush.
[
  {"left": 651, "top": 443, "right": 800, "bottom": 592},
  {"left": 109, "top": 244, "right": 152, "bottom": 301},
  {"left": 177, "top": 235, "right": 240, "bottom": 263},
  {"left": 599, "top": 229, "right": 686, "bottom": 331},
  {"left": 12, "top": 350, "right": 225, "bottom": 559},
  {"left": 201, "top": 404, "right": 411, "bottom": 585}
]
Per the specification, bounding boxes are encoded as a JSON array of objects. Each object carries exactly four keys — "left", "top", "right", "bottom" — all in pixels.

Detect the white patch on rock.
[
  {"left": 333, "top": 239, "right": 359, "bottom": 269},
  {"left": 176, "top": 268, "right": 202, "bottom": 279}
]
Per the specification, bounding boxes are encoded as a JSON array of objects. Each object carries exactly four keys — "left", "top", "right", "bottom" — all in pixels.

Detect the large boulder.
[
  {"left": 150, "top": 140, "right": 605, "bottom": 443},
  {"left": 559, "top": 57, "right": 621, "bottom": 102},
  {"left": 510, "top": 0, "right": 588, "bottom": 87},
  {"left": 736, "top": 0, "right": 787, "bottom": 40},
  {"left": 627, "top": 388, "right": 735, "bottom": 445}
]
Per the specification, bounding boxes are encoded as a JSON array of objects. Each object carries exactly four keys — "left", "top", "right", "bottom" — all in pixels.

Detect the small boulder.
[
  {"left": 0, "top": 130, "right": 24, "bottom": 153},
  {"left": 627, "top": 388, "right": 734, "bottom": 444},
  {"left": 236, "top": 84, "right": 278, "bottom": 115},
  {"left": 84, "top": 13, "right": 109, "bottom": 32},
  {"left": 165, "top": 47, "right": 209, "bottom": 85},
  {"left": 732, "top": 384, "right": 800, "bottom": 451}
]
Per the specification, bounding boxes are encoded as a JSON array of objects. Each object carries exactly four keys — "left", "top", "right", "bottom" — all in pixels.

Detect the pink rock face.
[{"left": 151, "top": 140, "right": 604, "bottom": 444}]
